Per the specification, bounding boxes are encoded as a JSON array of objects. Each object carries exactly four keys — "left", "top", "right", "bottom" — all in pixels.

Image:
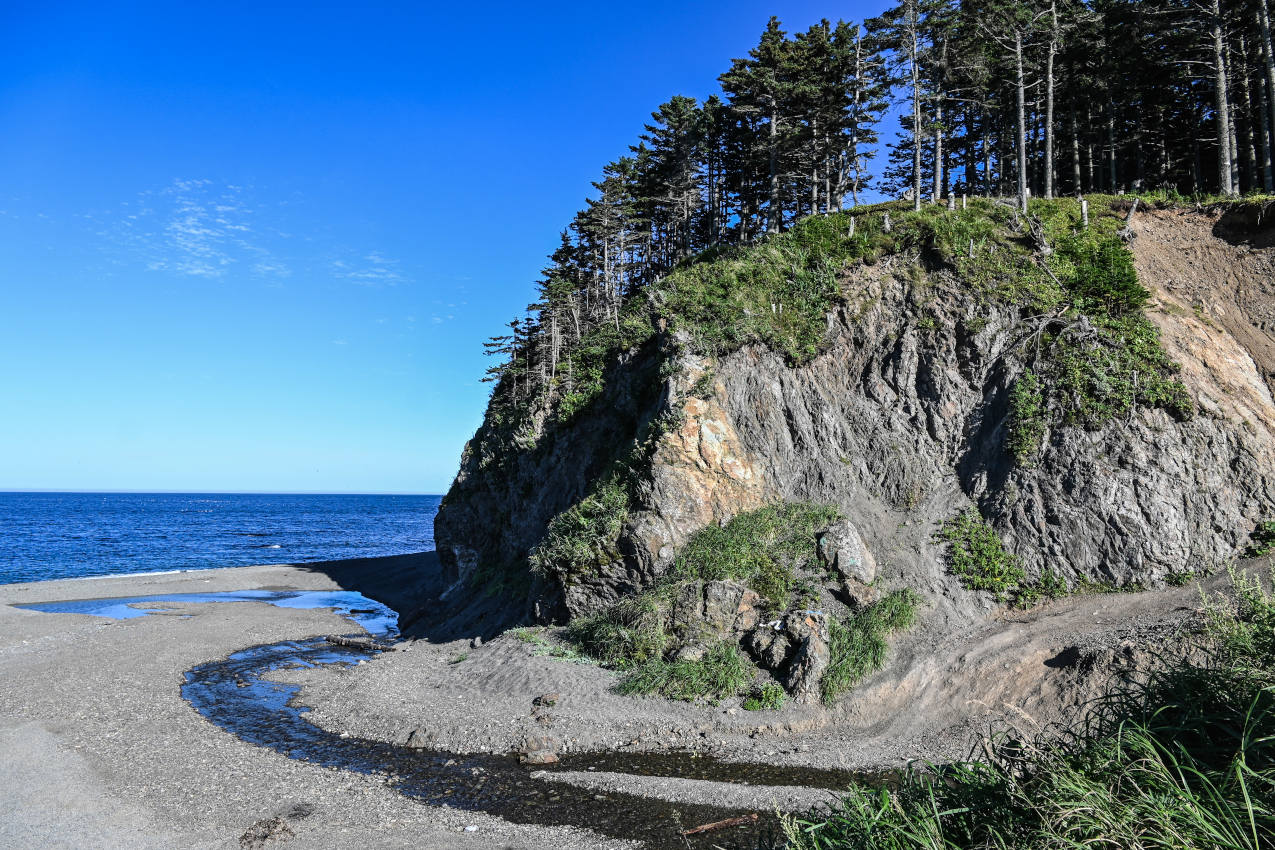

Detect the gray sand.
[
  {"left": 0, "top": 556, "right": 1217, "bottom": 849},
  {"left": 0, "top": 562, "right": 629, "bottom": 850}
]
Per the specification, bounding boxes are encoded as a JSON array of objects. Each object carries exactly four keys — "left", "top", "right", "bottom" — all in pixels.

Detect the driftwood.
[
  {"left": 680, "top": 813, "right": 759, "bottom": 836},
  {"left": 325, "top": 635, "right": 393, "bottom": 652}
]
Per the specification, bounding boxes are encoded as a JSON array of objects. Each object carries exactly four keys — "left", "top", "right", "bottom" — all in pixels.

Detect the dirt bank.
[{"left": 292, "top": 569, "right": 1236, "bottom": 777}]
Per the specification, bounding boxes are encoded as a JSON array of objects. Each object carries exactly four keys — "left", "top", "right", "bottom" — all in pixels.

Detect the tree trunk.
[
  {"left": 768, "top": 103, "right": 780, "bottom": 231},
  {"left": 911, "top": 6, "right": 923, "bottom": 212},
  {"left": 1213, "top": 0, "right": 1236, "bottom": 195},
  {"left": 1070, "top": 100, "right": 1082, "bottom": 194},
  {"left": 1238, "top": 35, "right": 1259, "bottom": 191},
  {"left": 1262, "top": 0, "right": 1275, "bottom": 190},
  {"left": 1260, "top": 35, "right": 1275, "bottom": 191},
  {"left": 1045, "top": 0, "right": 1059, "bottom": 199},
  {"left": 1107, "top": 102, "right": 1118, "bottom": 192},
  {"left": 1086, "top": 104, "right": 1095, "bottom": 192},
  {"left": 934, "top": 96, "right": 944, "bottom": 201},
  {"left": 1016, "top": 31, "right": 1029, "bottom": 213}
]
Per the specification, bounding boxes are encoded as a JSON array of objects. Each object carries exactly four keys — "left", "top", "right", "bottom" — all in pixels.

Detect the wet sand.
[
  {"left": 0, "top": 553, "right": 1220, "bottom": 849},
  {"left": 0, "top": 558, "right": 629, "bottom": 850}
]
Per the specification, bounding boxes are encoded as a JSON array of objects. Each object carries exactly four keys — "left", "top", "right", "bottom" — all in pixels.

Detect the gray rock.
[
  {"left": 746, "top": 625, "right": 792, "bottom": 670},
  {"left": 779, "top": 612, "right": 831, "bottom": 705},
  {"left": 405, "top": 726, "right": 436, "bottom": 748},
  {"left": 670, "top": 581, "right": 705, "bottom": 644},
  {"left": 817, "top": 519, "right": 877, "bottom": 585},
  {"left": 673, "top": 645, "right": 706, "bottom": 662},
  {"left": 734, "top": 588, "right": 762, "bottom": 632},
  {"left": 517, "top": 735, "right": 559, "bottom": 765},
  {"left": 702, "top": 580, "right": 746, "bottom": 634},
  {"left": 842, "top": 578, "right": 879, "bottom": 611}
]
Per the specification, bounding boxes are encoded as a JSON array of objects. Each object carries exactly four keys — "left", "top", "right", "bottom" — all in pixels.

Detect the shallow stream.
[{"left": 21, "top": 590, "right": 863, "bottom": 849}]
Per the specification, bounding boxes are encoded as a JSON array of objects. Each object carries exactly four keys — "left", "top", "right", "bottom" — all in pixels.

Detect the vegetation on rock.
[
  {"left": 1247, "top": 521, "right": 1275, "bottom": 558},
  {"left": 939, "top": 509, "right": 1026, "bottom": 602},
  {"left": 743, "top": 681, "right": 787, "bottom": 712},
  {"left": 561, "top": 503, "right": 920, "bottom": 704},
  {"left": 821, "top": 590, "right": 921, "bottom": 706},
  {"left": 671, "top": 502, "right": 842, "bottom": 609}
]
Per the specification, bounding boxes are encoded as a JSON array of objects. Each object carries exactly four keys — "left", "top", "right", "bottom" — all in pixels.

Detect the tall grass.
[
  {"left": 672, "top": 502, "right": 841, "bottom": 609},
  {"left": 784, "top": 567, "right": 1275, "bottom": 849},
  {"left": 615, "top": 641, "right": 753, "bottom": 702},
  {"left": 821, "top": 590, "right": 922, "bottom": 705}
]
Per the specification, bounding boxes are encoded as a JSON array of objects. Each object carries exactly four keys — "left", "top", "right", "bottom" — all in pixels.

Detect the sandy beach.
[
  {"left": 0, "top": 558, "right": 631, "bottom": 850},
  {"left": 0, "top": 553, "right": 1217, "bottom": 849}
]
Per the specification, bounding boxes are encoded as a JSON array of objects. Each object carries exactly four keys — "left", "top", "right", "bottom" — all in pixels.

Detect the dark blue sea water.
[{"left": 0, "top": 492, "right": 440, "bottom": 585}]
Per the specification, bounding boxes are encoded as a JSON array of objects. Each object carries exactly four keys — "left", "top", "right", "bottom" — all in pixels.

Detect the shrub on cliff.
[
  {"left": 671, "top": 502, "right": 842, "bottom": 610},
  {"left": 940, "top": 509, "right": 1025, "bottom": 601}
]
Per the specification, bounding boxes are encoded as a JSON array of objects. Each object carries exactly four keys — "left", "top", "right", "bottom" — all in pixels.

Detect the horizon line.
[{"left": 0, "top": 489, "right": 443, "bottom": 497}]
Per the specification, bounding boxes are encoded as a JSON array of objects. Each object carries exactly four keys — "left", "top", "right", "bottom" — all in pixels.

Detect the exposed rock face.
[
  {"left": 778, "top": 612, "right": 831, "bottom": 705},
  {"left": 742, "top": 612, "right": 831, "bottom": 704},
  {"left": 670, "top": 580, "right": 761, "bottom": 647},
  {"left": 433, "top": 210, "right": 1275, "bottom": 631}
]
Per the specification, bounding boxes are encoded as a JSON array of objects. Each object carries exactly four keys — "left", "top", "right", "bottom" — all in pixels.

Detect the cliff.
[{"left": 427, "top": 199, "right": 1275, "bottom": 691}]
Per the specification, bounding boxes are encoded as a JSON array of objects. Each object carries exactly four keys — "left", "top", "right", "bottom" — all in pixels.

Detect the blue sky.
[{"left": 0, "top": 1, "right": 892, "bottom": 494}]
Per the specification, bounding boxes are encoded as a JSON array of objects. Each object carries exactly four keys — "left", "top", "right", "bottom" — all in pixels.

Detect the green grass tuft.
[
  {"left": 939, "top": 509, "right": 1026, "bottom": 601},
  {"left": 743, "top": 680, "right": 787, "bottom": 711},
  {"left": 563, "top": 594, "right": 669, "bottom": 670},
  {"left": 528, "top": 477, "right": 629, "bottom": 581},
  {"left": 616, "top": 641, "right": 753, "bottom": 702},
  {"left": 821, "top": 589, "right": 921, "bottom": 705}
]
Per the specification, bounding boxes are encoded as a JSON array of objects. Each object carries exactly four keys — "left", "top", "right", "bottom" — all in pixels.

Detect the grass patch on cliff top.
[{"left": 785, "top": 566, "right": 1275, "bottom": 850}]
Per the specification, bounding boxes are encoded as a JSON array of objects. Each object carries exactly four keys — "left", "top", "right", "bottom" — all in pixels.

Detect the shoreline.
[
  {"left": 0, "top": 550, "right": 1223, "bottom": 848},
  {"left": 0, "top": 555, "right": 624, "bottom": 850}
]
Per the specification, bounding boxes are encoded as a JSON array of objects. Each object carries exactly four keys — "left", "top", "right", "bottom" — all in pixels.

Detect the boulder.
[
  {"left": 734, "top": 588, "right": 762, "bottom": 632},
  {"left": 518, "top": 735, "right": 560, "bottom": 765},
  {"left": 779, "top": 612, "right": 831, "bottom": 705},
  {"left": 817, "top": 520, "right": 877, "bottom": 586},
  {"left": 702, "top": 580, "right": 747, "bottom": 633},
  {"left": 674, "top": 644, "right": 707, "bottom": 662},
  {"left": 670, "top": 580, "right": 706, "bottom": 644},
  {"left": 405, "top": 726, "right": 436, "bottom": 749},
  {"left": 842, "top": 578, "right": 880, "bottom": 611},
  {"left": 745, "top": 624, "right": 792, "bottom": 670}
]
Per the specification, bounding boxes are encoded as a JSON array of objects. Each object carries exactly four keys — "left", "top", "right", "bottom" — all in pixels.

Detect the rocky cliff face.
[{"left": 432, "top": 206, "right": 1275, "bottom": 634}]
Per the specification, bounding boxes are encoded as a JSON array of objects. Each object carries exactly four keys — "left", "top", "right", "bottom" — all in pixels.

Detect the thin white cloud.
[
  {"left": 331, "top": 250, "right": 406, "bottom": 286},
  {"left": 104, "top": 179, "right": 291, "bottom": 280}
]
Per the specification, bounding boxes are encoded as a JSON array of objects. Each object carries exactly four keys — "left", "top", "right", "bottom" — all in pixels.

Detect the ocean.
[{"left": 0, "top": 492, "right": 441, "bottom": 585}]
